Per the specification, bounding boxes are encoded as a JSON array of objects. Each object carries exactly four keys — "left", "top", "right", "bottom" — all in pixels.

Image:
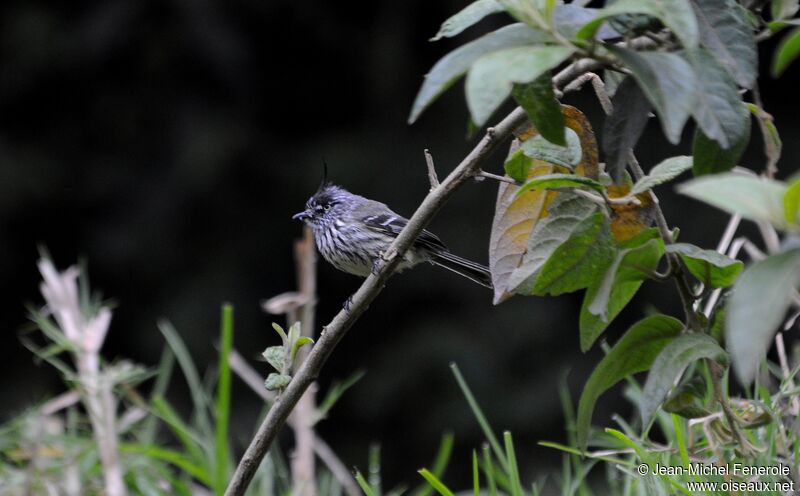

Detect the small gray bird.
[{"left": 293, "top": 182, "right": 492, "bottom": 288}]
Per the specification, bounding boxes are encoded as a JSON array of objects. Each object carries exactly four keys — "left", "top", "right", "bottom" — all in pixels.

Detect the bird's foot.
[
  {"left": 343, "top": 295, "right": 354, "bottom": 313},
  {"left": 371, "top": 258, "right": 383, "bottom": 275}
]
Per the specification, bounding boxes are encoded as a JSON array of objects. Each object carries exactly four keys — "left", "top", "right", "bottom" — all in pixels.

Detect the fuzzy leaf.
[
  {"left": 507, "top": 195, "right": 601, "bottom": 295},
  {"left": 665, "top": 243, "right": 743, "bottom": 288},
  {"left": 727, "top": 249, "right": 800, "bottom": 385},
  {"left": 685, "top": 49, "right": 748, "bottom": 150},
  {"left": 291, "top": 336, "right": 314, "bottom": 361},
  {"left": 576, "top": 0, "right": 699, "bottom": 49},
  {"left": 533, "top": 210, "right": 616, "bottom": 296},
  {"left": 519, "top": 128, "right": 581, "bottom": 170},
  {"left": 631, "top": 156, "right": 693, "bottom": 195},
  {"left": 553, "top": 5, "right": 620, "bottom": 39},
  {"left": 431, "top": 0, "right": 504, "bottom": 41},
  {"left": 641, "top": 333, "right": 728, "bottom": 428},
  {"left": 466, "top": 45, "right": 574, "bottom": 126},
  {"left": 691, "top": 0, "right": 757, "bottom": 88},
  {"left": 584, "top": 233, "right": 664, "bottom": 346},
  {"left": 265, "top": 373, "right": 292, "bottom": 391},
  {"left": 262, "top": 346, "right": 285, "bottom": 372},
  {"left": 692, "top": 109, "right": 751, "bottom": 176},
  {"left": 678, "top": 173, "right": 788, "bottom": 229},
  {"left": 512, "top": 72, "right": 566, "bottom": 146},
  {"left": 490, "top": 159, "right": 556, "bottom": 304},
  {"left": 409, "top": 24, "right": 551, "bottom": 124},
  {"left": 602, "top": 76, "right": 652, "bottom": 183},
  {"left": 607, "top": 47, "right": 695, "bottom": 144},
  {"left": 577, "top": 315, "right": 683, "bottom": 450}
]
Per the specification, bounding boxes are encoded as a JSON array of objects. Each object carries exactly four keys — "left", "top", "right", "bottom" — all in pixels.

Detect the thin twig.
[
  {"left": 224, "top": 56, "right": 608, "bottom": 496},
  {"left": 424, "top": 149, "right": 440, "bottom": 190},
  {"left": 228, "top": 349, "right": 361, "bottom": 496},
  {"left": 476, "top": 170, "right": 521, "bottom": 186}
]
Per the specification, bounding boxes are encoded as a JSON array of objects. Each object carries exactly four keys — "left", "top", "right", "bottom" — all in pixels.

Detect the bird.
[{"left": 292, "top": 181, "right": 492, "bottom": 289}]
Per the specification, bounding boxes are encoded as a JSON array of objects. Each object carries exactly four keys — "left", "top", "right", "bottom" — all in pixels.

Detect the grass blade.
[
  {"left": 355, "top": 469, "right": 378, "bottom": 496},
  {"left": 412, "top": 432, "right": 454, "bottom": 496},
  {"left": 450, "top": 363, "right": 509, "bottom": 472},
  {"left": 481, "top": 444, "right": 497, "bottom": 496},
  {"left": 504, "top": 432, "right": 523, "bottom": 496},
  {"left": 158, "top": 320, "right": 213, "bottom": 438},
  {"left": 214, "top": 304, "right": 234, "bottom": 495},
  {"left": 418, "top": 468, "right": 455, "bottom": 496}
]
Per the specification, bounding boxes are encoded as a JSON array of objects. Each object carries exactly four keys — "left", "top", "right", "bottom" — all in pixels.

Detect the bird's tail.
[{"left": 430, "top": 251, "right": 493, "bottom": 289}]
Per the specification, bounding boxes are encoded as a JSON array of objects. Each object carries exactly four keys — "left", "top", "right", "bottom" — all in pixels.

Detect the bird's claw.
[
  {"left": 343, "top": 295, "right": 354, "bottom": 313},
  {"left": 371, "top": 258, "right": 383, "bottom": 275}
]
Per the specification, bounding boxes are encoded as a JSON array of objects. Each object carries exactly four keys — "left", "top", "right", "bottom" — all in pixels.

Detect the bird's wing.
[{"left": 362, "top": 213, "right": 447, "bottom": 252}]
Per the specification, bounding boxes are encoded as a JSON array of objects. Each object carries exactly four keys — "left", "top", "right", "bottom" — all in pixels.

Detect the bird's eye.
[{"left": 323, "top": 204, "right": 331, "bottom": 211}]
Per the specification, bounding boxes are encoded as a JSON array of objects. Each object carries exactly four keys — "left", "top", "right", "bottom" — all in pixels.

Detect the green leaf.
[
  {"left": 431, "top": 0, "right": 504, "bottom": 41},
  {"left": 354, "top": 470, "right": 378, "bottom": 496},
  {"left": 412, "top": 433, "right": 454, "bottom": 496},
  {"left": 640, "top": 333, "right": 728, "bottom": 427},
  {"left": 466, "top": 45, "right": 575, "bottom": 126},
  {"left": 265, "top": 372, "right": 292, "bottom": 391},
  {"left": 418, "top": 469, "right": 455, "bottom": 496},
  {"left": 504, "top": 432, "right": 523, "bottom": 496},
  {"left": 262, "top": 346, "right": 285, "bottom": 372},
  {"left": 692, "top": 109, "right": 751, "bottom": 176},
  {"left": 583, "top": 231, "right": 664, "bottom": 351},
  {"left": 783, "top": 177, "right": 800, "bottom": 224},
  {"left": 214, "top": 304, "right": 234, "bottom": 496},
  {"left": 662, "top": 375, "right": 711, "bottom": 419},
  {"left": 691, "top": 0, "right": 757, "bottom": 88},
  {"left": 678, "top": 173, "right": 788, "bottom": 229},
  {"left": 606, "top": 47, "right": 695, "bottom": 144},
  {"left": 747, "top": 103, "right": 782, "bottom": 170},
  {"left": 576, "top": 0, "right": 699, "bottom": 49},
  {"left": 533, "top": 209, "right": 616, "bottom": 296},
  {"left": 409, "top": 24, "right": 551, "bottom": 124},
  {"left": 685, "top": 49, "right": 748, "bottom": 150},
  {"left": 507, "top": 195, "right": 606, "bottom": 295},
  {"left": 630, "top": 156, "right": 693, "bottom": 195},
  {"left": 773, "top": 0, "right": 800, "bottom": 21},
  {"left": 577, "top": 315, "right": 684, "bottom": 449},
  {"left": 773, "top": 28, "right": 800, "bottom": 77},
  {"left": 512, "top": 73, "right": 566, "bottom": 146},
  {"left": 515, "top": 174, "right": 603, "bottom": 197},
  {"left": 271, "top": 322, "right": 288, "bottom": 341},
  {"left": 519, "top": 128, "right": 582, "bottom": 169},
  {"left": 664, "top": 243, "right": 744, "bottom": 288},
  {"left": 503, "top": 150, "right": 532, "bottom": 183},
  {"left": 602, "top": 76, "right": 652, "bottom": 183},
  {"left": 727, "top": 249, "right": 800, "bottom": 385},
  {"left": 291, "top": 336, "right": 314, "bottom": 362}
]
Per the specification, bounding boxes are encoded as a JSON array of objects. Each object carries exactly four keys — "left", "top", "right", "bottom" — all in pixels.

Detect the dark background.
[{"left": 1, "top": 0, "right": 798, "bottom": 490}]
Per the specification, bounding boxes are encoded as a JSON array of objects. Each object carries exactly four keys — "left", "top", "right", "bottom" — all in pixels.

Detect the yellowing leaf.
[
  {"left": 490, "top": 106, "right": 600, "bottom": 304},
  {"left": 607, "top": 185, "right": 656, "bottom": 242},
  {"left": 563, "top": 105, "right": 600, "bottom": 180},
  {"left": 489, "top": 158, "right": 555, "bottom": 304}
]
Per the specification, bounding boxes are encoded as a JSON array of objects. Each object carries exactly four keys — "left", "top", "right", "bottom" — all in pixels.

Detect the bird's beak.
[{"left": 293, "top": 210, "right": 311, "bottom": 221}]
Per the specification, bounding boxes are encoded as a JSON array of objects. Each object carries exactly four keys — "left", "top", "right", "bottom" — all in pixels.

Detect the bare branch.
[
  {"left": 224, "top": 54, "right": 609, "bottom": 496},
  {"left": 228, "top": 348, "right": 360, "bottom": 496},
  {"left": 424, "top": 149, "right": 440, "bottom": 190},
  {"left": 290, "top": 226, "right": 318, "bottom": 496}
]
